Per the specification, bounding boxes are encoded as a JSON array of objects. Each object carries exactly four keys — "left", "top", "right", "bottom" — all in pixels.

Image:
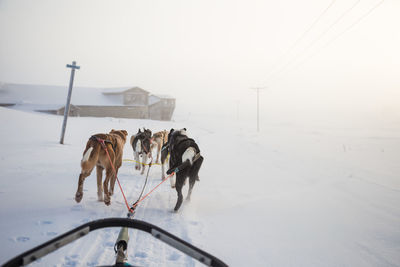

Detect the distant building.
[{"left": 0, "top": 83, "right": 175, "bottom": 121}]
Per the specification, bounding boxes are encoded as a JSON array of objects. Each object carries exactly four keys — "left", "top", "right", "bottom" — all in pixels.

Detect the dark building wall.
[
  {"left": 123, "top": 88, "right": 149, "bottom": 106},
  {"left": 57, "top": 105, "right": 149, "bottom": 119},
  {"left": 149, "top": 99, "right": 175, "bottom": 121}
]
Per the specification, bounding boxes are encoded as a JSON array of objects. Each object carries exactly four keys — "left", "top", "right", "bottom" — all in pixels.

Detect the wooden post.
[{"left": 60, "top": 61, "right": 80, "bottom": 144}]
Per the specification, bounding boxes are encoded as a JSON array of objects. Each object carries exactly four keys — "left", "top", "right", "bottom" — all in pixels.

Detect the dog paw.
[
  {"left": 104, "top": 195, "right": 111, "bottom": 206},
  {"left": 75, "top": 193, "right": 83, "bottom": 203}
]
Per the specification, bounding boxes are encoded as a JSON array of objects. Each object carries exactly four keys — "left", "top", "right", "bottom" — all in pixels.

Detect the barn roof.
[
  {"left": 102, "top": 87, "right": 149, "bottom": 95},
  {"left": 0, "top": 83, "right": 145, "bottom": 107}
]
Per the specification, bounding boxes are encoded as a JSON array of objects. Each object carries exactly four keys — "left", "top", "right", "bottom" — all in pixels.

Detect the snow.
[
  {"left": 0, "top": 107, "right": 399, "bottom": 266},
  {"left": 0, "top": 83, "right": 130, "bottom": 106}
]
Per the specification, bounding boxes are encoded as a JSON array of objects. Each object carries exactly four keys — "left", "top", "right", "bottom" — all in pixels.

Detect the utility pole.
[
  {"left": 60, "top": 61, "right": 80, "bottom": 144},
  {"left": 251, "top": 87, "right": 267, "bottom": 132},
  {"left": 236, "top": 100, "right": 240, "bottom": 121}
]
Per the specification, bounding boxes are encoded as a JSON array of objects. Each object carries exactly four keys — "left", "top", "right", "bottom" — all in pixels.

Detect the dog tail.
[
  {"left": 81, "top": 147, "right": 93, "bottom": 162},
  {"left": 130, "top": 135, "right": 135, "bottom": 146},
  {"left": 182, "top": 147, "right": 196, "bottom": 165},
  {"left": 81, "top": 137, "right": 101, "bottom": 163},
  {"left": 189, "top": 155, "right": 203, "bottom": 179}
]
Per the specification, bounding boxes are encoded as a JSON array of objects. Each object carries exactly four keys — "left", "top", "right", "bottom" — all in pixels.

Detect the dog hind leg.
[
  {"left": 110, "top": 168, "right": 119, "bottom": 196},
  {"left": 174, "top": 174, "right": 185, "bottom": 212},
  {"left": 103, "top": 168, "right": 114, "bottom": 206},
  {"left": 96, "top": 166, "right": 104, "bottom": 201},
  {"left": 187, "top": 156, "right": 203, "bottom": 201},
  {"left": 75, "top": 171, "right": 91, "bottom": 203},
  {"left": 187, "top": 176, "right": 196, "bottom": 201},
  {"left": 156, "top": 142, "right": 161, "bottom": 163},
  {"left": 141, "top": 154, "right": 148, "bottom": 175}
]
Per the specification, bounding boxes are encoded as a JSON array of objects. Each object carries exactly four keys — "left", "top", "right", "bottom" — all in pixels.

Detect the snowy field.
[{"left": 0, "top": 107, "right": 399, "bottom": 266}]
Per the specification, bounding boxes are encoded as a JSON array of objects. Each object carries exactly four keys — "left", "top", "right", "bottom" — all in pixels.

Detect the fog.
[{"left": 1, "top": 0, "right": 399, "bottom": 121}]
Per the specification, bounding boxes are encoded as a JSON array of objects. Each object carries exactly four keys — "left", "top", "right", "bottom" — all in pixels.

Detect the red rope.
[
  {"left": 96, "top": 136, "right": 173, "bottom": 214},
  {"left": 96, "top": 138, "right": 134, "bottom": 213},
  {"left": 130, "top": 172, "right": 175, "bottom": 210}
]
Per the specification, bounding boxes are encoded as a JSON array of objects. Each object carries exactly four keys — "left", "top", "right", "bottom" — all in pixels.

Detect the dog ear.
[
  {"left": 122, "top": 130, "right": 128, "bottom": 136},
  {"left": 170, "top": 128, "right": 174, "bottom": 133},
  {"left": 138, "top": 128, "right": 141, "bottom": 133},
  {"left": 183, "top": 128, "right": 187, "bottom": 131}
]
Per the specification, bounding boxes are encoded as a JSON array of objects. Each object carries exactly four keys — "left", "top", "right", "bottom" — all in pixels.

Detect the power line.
[
  {"left": 265, "top": 0, "right": 337, "bottom": 81},
  {"left": 322, "top": 0, "right": 385, "bottom": 50},
  {"left": 267, "top": 0, "right": 362, "bottom": 83},
  {"left": 287, "top": 0, "right": 386, "bottom": 75}
]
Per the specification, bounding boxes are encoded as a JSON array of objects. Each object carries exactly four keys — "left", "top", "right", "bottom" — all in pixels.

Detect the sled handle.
[{"left": 2, "top": 218, "right": 228, "bottom": 267}]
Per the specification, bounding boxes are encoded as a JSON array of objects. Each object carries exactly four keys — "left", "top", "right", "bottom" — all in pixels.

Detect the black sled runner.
[{"left": 2, "top": 218, "right": 228, "bottom": 267}]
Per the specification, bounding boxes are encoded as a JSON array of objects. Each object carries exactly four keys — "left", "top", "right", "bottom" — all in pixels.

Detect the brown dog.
[
  {"left": 151, "top": 130, "right": 168, "bottom": 164},
  {"left": 75, "top": 129, "right": 128, "bottom": 206}
]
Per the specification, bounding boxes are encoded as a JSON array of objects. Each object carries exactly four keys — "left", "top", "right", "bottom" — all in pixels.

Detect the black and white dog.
[
  {"left": 131, "top": 128, "right": 152, "bottom": 175},
  {"left": 164, "top": 128, "right": 203, "bottom": 212}
]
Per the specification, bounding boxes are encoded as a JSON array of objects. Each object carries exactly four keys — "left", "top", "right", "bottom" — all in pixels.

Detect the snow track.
[
  {"left": 2, "top": 108, "right": 399, "bottom": 266},
  {"left": 29, "top": 159, "right": 202, "bottom": 266}
]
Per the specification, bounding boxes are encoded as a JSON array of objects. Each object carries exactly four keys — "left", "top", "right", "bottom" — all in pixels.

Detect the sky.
[{"left": 0, "top": 0, "right": 399, "bottom": 118}]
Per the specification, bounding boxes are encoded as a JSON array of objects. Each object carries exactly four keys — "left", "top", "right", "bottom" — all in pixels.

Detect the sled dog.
[
  {"left": 165, "top": 128, "right": 203, "bottom": 212},
  {"left": 151, "top": 130, "right": 168, "bottom": 164},
  {"left": 131, "top": 128, "right": 152, "bottom": 175},
  {"left": 75, "top": 129, "right": 128, "bottom": 206}
]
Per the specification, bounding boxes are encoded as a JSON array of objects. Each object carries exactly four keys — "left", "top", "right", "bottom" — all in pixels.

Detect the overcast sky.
[{"left": 0, "top": 0, "right": 399, "bottom": 117}]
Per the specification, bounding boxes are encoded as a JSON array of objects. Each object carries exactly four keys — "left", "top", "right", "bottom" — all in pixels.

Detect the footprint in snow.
[
  {"left": 105, "top": 241, "right": 115, "bottom": 247},
  {"left": 71, "top": 205, "right": 83, "bottom": 211},
  {"left": 86, "top": 261, "right": 98, "bottom": 266},
  {"left": 39, "top": 220, "right": 53, "bottom": 225},
  {"left": 16, "top": 236, "right": 30, "bottom": 242},
  {"left": 168, "top": 252, "right": 181, "bottom": 261},
  {"left": 134, "top": 252, "right": 148, "bottom": 258},
  {"left": 64, "top": 255, "right": 79, "bottom": 267},
  {"left": 46, "top": 232, "right": 58, "bottom": 237}
]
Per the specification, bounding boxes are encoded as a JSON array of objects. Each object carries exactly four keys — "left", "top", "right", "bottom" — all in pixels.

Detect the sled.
[{"left": 2, "top": 218, "right": 228, "bottom": 267}]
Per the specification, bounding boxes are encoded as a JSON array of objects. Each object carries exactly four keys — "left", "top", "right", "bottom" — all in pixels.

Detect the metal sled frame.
[{"left": 3, "top": 218, "right": 228, "bottom": 267}]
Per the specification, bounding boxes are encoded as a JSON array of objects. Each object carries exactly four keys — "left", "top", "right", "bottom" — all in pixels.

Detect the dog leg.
[
  {"left": 134, "top": 140, "right": 141, "bottom": 171},
  {"left": 96, "top": 166, "right": 104, "bottom": 201},
  {"left": 161, "top": 161, "right": 165, "bottom": 180},
  {"left": 170, "top": 173, "right": 176, "bottom": 188},
  {"left": 174, "top": 177, "right": 184, "bottom": 212},
  {"left": 187, "top": 176, "right": 196, "bottom": 201},
  {"left": 134, "top": 151, "right": 140, "bottom": 171},
  {"left": 156, "top": 143, "right": 161, "bottom": 164},
  {"left": 110, "top": 169, "right": 118, "bottom": 196},
  {"left": 75, "top": 172, "right": 90, "bottom": 203},
  {"left": 141, "top": 154, "right": 148, "bottom": 175},
  {"left": 103, "top": 168, "right": 113, "bottom": 206}
]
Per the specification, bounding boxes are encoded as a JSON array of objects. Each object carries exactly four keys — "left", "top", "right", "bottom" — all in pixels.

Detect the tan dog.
[
  {"left": 151, "top": 130, "right": 168, "bottom": 164},
  {"left": 75, "top": 129, "right": 128, "bottom": 206}
]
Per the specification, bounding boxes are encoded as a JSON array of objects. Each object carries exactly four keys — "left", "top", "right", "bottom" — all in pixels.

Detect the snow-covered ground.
[{"left": 0, "top": 107, "right": 399, "bottom": 266}]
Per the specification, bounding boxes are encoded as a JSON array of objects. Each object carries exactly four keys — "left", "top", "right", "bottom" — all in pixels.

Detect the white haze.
[{"left": 0, "top": 0, "right": 399, "bottom": 122}]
